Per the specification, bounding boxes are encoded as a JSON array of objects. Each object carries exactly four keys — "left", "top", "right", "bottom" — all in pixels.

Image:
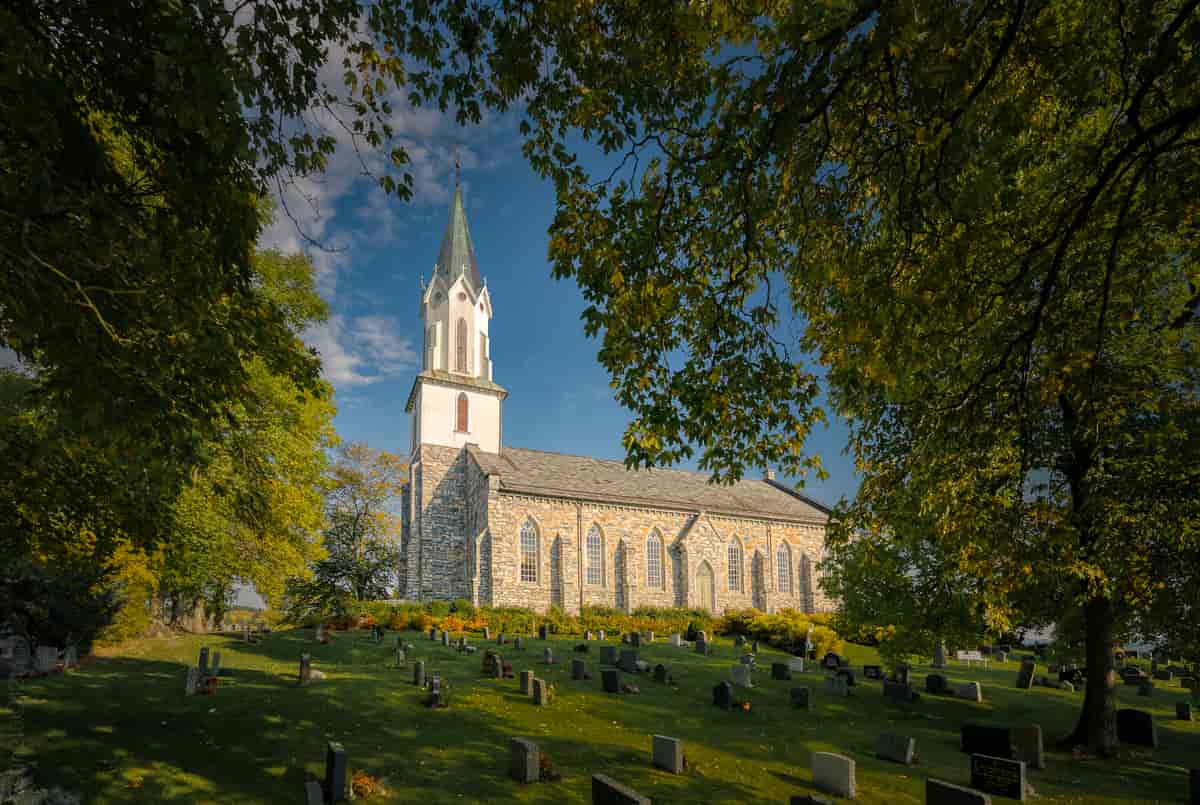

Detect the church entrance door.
[{"left": 696, "top": 561, "right": 715, "bottom": 612}]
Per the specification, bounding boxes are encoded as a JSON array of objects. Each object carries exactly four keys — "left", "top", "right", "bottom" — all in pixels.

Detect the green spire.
[{"left": 433, "top": 185, "right": 481, "bottom": 291}]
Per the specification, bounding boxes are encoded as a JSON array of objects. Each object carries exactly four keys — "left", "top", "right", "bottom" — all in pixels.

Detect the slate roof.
[
  {"left": 405, "top": 369, "right": 508, "bottom": 412},
  {"left": 466, "top": 445, "right": 831, "bottom": 524},
  {"left": 433, "top": 185, "right": 482, "bottom": 291}
]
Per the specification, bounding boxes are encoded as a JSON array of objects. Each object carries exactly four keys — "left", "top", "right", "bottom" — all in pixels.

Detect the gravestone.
[
  {"left": 326, "top": 742, "right": 347, "bottom": 803},
  {"left": 514, "top": 637, "right": 524, "bottom": 651},
  {"left": 789, "top": 797, "right": 834, "bottom": 805},
  {"left": 413, "top": 660, "right": 426, "bottom": 687},
  {"left": 694, "top": 638, "right": 709, "bottom": 656},
  {"left": 498, "top": 633, "right": 506, "bottom": 645},
  {"left": 891, "top": 664, "right": 910, "bottom": 684},
  {"left": 1116, "top": 708, "right": 1156, "bottom": 747},
  {"left": 863, "top": 665, "right": 882, "bottom": 680},
  {"left": 734, "top": 634, "right": 746, "bottom": 648},
  {"left": 836, "top": 668, "right": 856, "bottom": 687},
  {"left": 669, "top": 633, "right": 682, "bottom": 647},
  {"left": 933, "top": 642, "right": 948, "bottom": 669},
  {"left": 772, "top": 662, "right": 792, "bottom": 681},
  {"left": 395, "top": 646, "right": 406, "bottom": 668},
  {"left": 430, "top": 627, "right": 437, "bottom": 640},
  {"left": 956, "top": 681, "right": 983, "bottom": 703},
  {"left": 883, "top": 680, "right": 919, "bottom": 704},
  {"left": 875, "top": 733, "right": 916, "bottom": 765},
  {"left": 1177, "top": 702, "right": 1193, "bottom": 721},
  {"left": 573, "top": 659, "right": 587, "bottom": 680},
  {"left": 731, "top": 664, "right": 753, "bottom": 688},
  {"left": 740, "top": 653, "right": 756, "bottom": 666},
  {"left": 539, "top": 624, "right": 549, "bottom": 640},
  {"left": 789, "top": 657, "right": 806, "bottom": 673},
  {"left": 602, "top": 669, "right": 620, "bottom": 694},
  {"left": 653, "top": 664, "right": 670, "bottom": 684},
  {"left": 304, "top": 780, "right": 323, "bottom": 805},
  {"left": 520, "top": 670, "right": 534, "bottom": 695},
  {"left": 207, "top": 651, "right": 221, "bottom": 677},
  {"left": 811, "top": 752, "right": 856, "bottom": 799},
  {"left": 630, "top": 632, "right": 642, "bottom": 648},
  {"left": 600, "top": 646, "right": 618, "bottom": 665},
  {"left": 1138, "top": 679, "right": 1154, "bottom": 697},
  {"left": 822, "top": 652, "right": 840, "bottom": 670},
  {"left": 646, "top": 631, "right": 655, "bottom": 643},
  {"left": 442, "top": 631, "right": 450, "bottom": 647},
  {"left": 1154, "top": 669, "right": 1173, "bottom": 681},
  {"left": 791, "top": 686, "right": 813, "bottom": 710},
  {"left": 652, "top": 734, "right": 684, "bottom": 774},
  {"left": 586, "top": 630, "right": 595, "bottom": 640},
  {"left": 713, "top": 680, "right": 733, "bottom": 710},
  {"left": 544, "top": 647, "right": 555, "bottom": 665},
  {"left": 532, "top": 677, "right": 549, "bottom": 706},
  {"left": 33, "top": 646, "right": 58, "bottom": 673},
  {"left": 9, "top": 638, "right": 30, "bottom": 674},
  {"left": 185, "top": 666, "right": 201, "bottom": 696},
  {"left": 995, "top": 651, "right": 1008, "bottom": 664},
  {"left": 697, "top": 630, "right": 708, "bottom": 643},
  {"left": 198, "top": 647, "right": 210, "bottom": 675},
  {"left": 1011, "top": 725, "right": 1044, "bottom": 770},
  {"left": 575, "top": 643, "right": 589, "bottom": 653},
  {"left": 823, "top": 675, "right": 848, "bottom": 697},
  {"left": 483, "top": 626, "right": 491, "bottom": 640},
  {"left": 926, "top": 778, "right": 993, "bottom": 805},
  {"left": 63, "top": 645, "right": 78, "bottom": 669},
  {"left": 970, "top": 754, "right": 1026, "bottom": 801},
  {"left": 298, "top": 654, "right": 313, "bottom": 686},
  {"left": 619, "top": 649, "right": 639, "bottom": 672},
  {"left": 1189, "top": 769, "right": 1199, "bottom": 805},
  {"left": 592, "top": 774, "right": 651, "bottom": 805},
  {"left": 926, "top": 674, "right": 950, "bottom": 695},
  {"left": 751, "top": 640, "right": 759, "bottom": 653},
  {"left": 960, "top": 724, "right": 1013, "bottom": 759},
  {"left": 509, "top": 738, "right": 539, "bottom": 783},
  {"left": 1015, "top": 660, "right": 1036, "bottom": 690},
  {"left": 596, "top": 629, "right": 605, "bottom": 640}
]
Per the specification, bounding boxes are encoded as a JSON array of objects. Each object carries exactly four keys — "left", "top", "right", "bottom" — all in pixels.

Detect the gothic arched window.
[
  {"left": 455, "top": 392, "right": 468, "bottom": 432},
  {"left": 645, "top": 530, "right": 663, "bottom": 588},
  {"left": 776, "top": 542, "right": 792, "bottom": 593},
  {"left": 520, "top": 518, "right": 539, "bottom": 583},
  {"left": 727, "top": 538, "right": 743, "bottom": 591},
  {"left": 455, "top": 317, "right": 468, "bottom": 372},
  {"left": 586, "top": 525, "right": 604, "bottom": 585}
]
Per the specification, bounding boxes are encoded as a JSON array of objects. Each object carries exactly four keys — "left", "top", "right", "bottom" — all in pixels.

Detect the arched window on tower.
[
  {"left": 455, "top": 317, "right": 468, "bottom": 373},
  {"left": 645, "top": 530, "right": 663, "bottom": 588},
  {"left": 776, "top": 542, "right": 792, "bottom": 593},
  {"left": 586, "top": 525, "right": 604, "bottom": 585},
  {"left": 520, "top": 518, "right": 539, "bottom": 583},
  {"left": 455, "top": 392, "right": 468, "bottom": 432},
  {"left": 727, "top": 538, "right": 743, "bottom": 591}
]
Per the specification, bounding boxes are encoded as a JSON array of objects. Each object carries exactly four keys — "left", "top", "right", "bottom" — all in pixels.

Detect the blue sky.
[{"left": 259, "top": 102, "right": 860, "bottom": 512}]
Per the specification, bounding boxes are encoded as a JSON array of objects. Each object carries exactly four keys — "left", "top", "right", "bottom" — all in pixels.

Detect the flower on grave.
[
  {"left": 538, "top": 752, "right": 562, "bottom": 782},
  {"left": 740, "top": 701, "right": 752, "bottom": 712},
  {"left": 350, "top": 769, "right": 380, "bottom": 798}
]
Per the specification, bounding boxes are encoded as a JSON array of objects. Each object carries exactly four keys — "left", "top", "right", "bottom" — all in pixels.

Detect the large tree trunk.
[{"left": 1063, "top": 594, "right": 1119, "bottom": 754}]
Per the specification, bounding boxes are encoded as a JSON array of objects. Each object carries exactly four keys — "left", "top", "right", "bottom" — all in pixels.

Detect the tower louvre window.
[{"left": 455, "top": 317, "right": 469, "bottom": 372}]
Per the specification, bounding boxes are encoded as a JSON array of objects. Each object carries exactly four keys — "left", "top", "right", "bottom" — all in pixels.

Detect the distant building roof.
[{"left": 466, "top": 445, "right": 830, "bottom": 524}]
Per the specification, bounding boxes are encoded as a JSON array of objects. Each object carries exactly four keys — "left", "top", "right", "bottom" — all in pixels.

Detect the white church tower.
[
  {"left": 406, "top": 184, "right": 506, "bottom": 454},
  {"left": 400, "top": 183, "right": 507, "bottom": 601}
]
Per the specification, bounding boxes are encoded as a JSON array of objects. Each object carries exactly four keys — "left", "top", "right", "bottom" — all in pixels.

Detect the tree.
[
  {"left": 284, "top": 443, "right": 406, "bottom": 621},
  {"left": 369, "top": 0, "right": 1199, "bottom": 754}
]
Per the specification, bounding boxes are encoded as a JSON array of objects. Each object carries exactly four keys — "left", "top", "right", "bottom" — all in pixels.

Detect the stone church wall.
[{"left": 415, "top": 443, "right": 472, "bottom": 601}]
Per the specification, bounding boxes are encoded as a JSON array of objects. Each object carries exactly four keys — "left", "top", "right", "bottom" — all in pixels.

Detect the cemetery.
[{"left": 2, "top": 623, "right": 1197, "bottom": 803}]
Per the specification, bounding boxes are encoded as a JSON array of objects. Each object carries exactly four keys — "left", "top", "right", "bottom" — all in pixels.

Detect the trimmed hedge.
[{"left": 305, "top": 601, "right": 843, "bottom": 655}]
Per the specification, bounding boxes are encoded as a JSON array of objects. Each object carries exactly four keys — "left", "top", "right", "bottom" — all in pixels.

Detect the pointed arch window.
[
  {"left": 645, "top": 530, "right": 663, "bottom": 588},
  {"left": 586, "top": 525, "right": 604, "bottom": 585},
  {"left": 455, "top": 392, "right": 468, "bottom": 432},
  {"left": 776, "top": 542, "right": 792, "bottom": 593},
  {"left": 727, "top": 538, "right": 743, "bottom": 591},
  {"left": 520, "top": 519, "right": 539, "bottom": 583},
  {"left": 455, "top": 317, "right": 469, "bottom": 373}
]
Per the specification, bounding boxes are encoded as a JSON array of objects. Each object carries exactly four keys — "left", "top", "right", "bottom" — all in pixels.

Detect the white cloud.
[{"left": 303, "top": 314, "right": 417, "bottom": 388}]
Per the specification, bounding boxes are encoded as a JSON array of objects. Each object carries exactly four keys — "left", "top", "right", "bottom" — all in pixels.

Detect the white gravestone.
[
  {"left": 812, "top": 751, "right": 856, "bottom": 799},
  {"left": 731, "top": 665, "right": 753, "bottom": 688}
]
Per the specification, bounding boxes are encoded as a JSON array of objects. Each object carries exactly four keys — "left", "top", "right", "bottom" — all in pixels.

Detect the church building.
[{"left": 398, "top": 186, "right": 833, "bottom": 615}]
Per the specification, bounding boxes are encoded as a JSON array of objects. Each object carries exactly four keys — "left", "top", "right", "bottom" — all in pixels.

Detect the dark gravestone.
[
  {"left": 1058, "top": 667, "right": 1085, "bottom": 686},
  {"left": 926, "top": 778, "right": 993, "bottom": 805},
  {"left": 789, "top": 797, "right": 834, "bottom": 805},
  {"left": 926, "top": 673, "right": 950, "bottom": 695},
  {"left": 863, "top": 665, "right": 882, "bottom": 680},
  {"left": 592, "top": 774, "right": 651, "bottom": 805},
  {"left": 772, "top": 662, "right": 792, "bottom": 681},
  {"left": 575, "top": 643, "right": 589, "bottom": 653},
  {"left": 883, "top": 680, "right": 920, "bottom": 704},
  {"left": 600, "top": 646, "right": 618, "bottom": 665},
  {"left": 836, "top": 668, "right": 856, "bottom": 687},
  {"left": 572, "top": 659, "right": 587, "bottom": 680},
  {"left": 1116, "top": 708, "right": 1157, "bottom": 747},
  {"left": 1177, "top": 702, "right": 1193, "bottom": 721},
  {"left": 413, "top": 661, "right": 426, "bottom": 687},
  {"left": 630, "top": 632, "right": 642, "bottom": 648},
  {"left": 532, "top": 677, "right": 549, "bottom": 706},
  {"left": 891, "top": 664, "right": 910, "bottom": 684},
  {"left": 875, "top": 733, "right": 916, "bottom": 765},
  {"left": 653, "top": 663, "right": 670, "bottom": 684},
  {"left": 1154, "top": 669, "right": 1173, "bottom": 682},
  {"left": 198, "top": 647, "right": 209, "bottom": 675},
  {"left": 618, "top": 649, "right": 639, "bottom": 672},
  {"left": 1015, "top": 661, "right": 1035, "bottom": 689},
  {"left": 960, "top": 724, "right": 1013, "bottom": 759},
  {"left": 713, "top": 681, "right": 734, "bottom": 710},
  {"left": 538, "top": 624, "right": 549, "bottom": 640},
  {"left": 509, "top": 738, "right": 539, "bottom": 783},
  {"left": 602, "top": 669, "right": 620, "bottom": 694},
  {"left": 791, "top": 687, "right": 813, "bottom": 711},
  {"left": 1190, "top": 769, "right": 1199, "bottom": 805},
  {"left": 325, "top": 742, "right": 347, "bottom": 803},
  {"left": 970, "top": 754, "right": 1026, "bottom": 801},
  {"left": 822, "top": 652, "right": 840, "bottom": 670}
]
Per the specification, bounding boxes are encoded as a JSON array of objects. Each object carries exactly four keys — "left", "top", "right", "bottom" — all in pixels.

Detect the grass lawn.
[{"left": 3, "top": 629, "right": 1196, "bottom": 803}]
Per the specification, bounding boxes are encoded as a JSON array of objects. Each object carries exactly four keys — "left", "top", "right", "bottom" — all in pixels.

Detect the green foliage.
[
  {"left": 1, "top": 560, "right": 121, "bottom": 652},
  {"left": 715, "top": 608, "right": 843, "bottom": 658}
]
